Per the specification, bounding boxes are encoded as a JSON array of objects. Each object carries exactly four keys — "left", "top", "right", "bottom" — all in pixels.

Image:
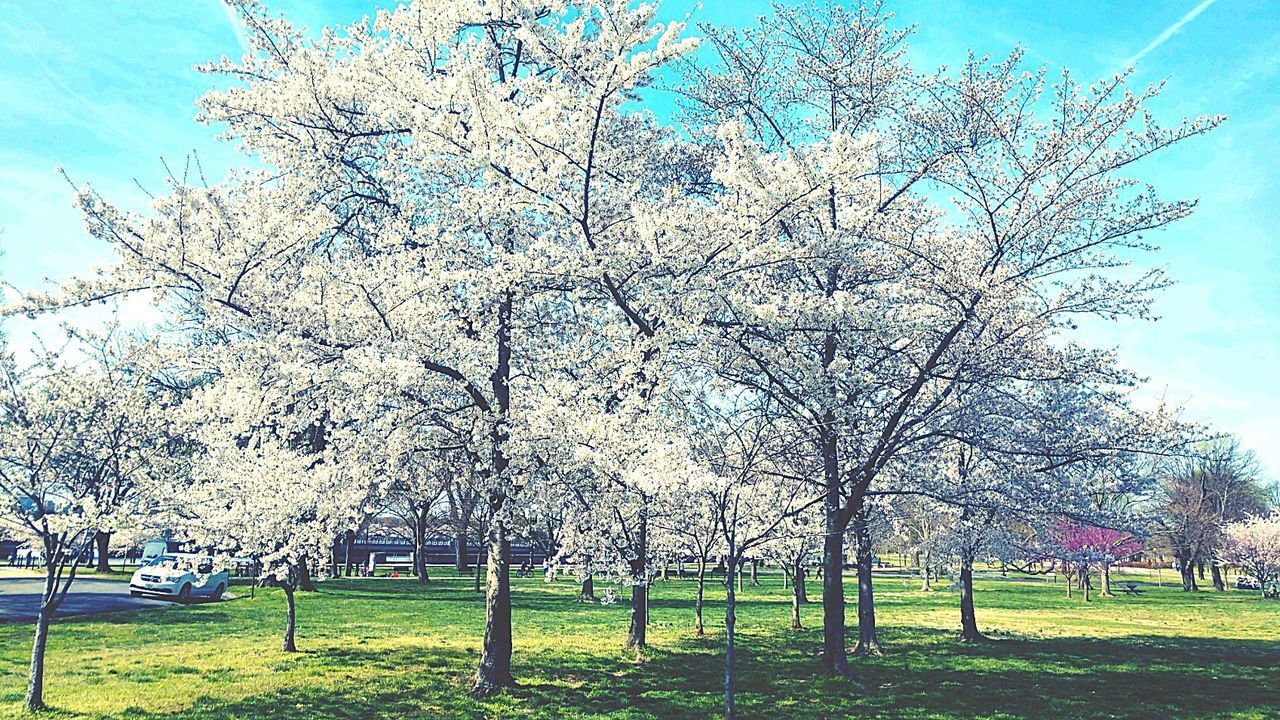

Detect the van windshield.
[{"left": 145, "top": 556, "right": 181, "bottom": 570}]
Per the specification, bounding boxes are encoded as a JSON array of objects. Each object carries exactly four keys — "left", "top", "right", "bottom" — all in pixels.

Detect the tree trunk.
[
  {"left": 455, "top": 532, "right": 470, "bottom": 573},
  {"left": 1197, "top": 561, "right": 1206, "bottom": 580},
  {"left": 821, "top": 501, "right": 851, "bottom": 677},
  {"left": 26, "top": 604, "right": 52, "bottom": 711},
  {"left": 627, "top": 508, "right": 649, "bottom": 651},
  {"left": 724, "top": 557, "right": 738, "bottom": 720},
  {"left": 695, "top": 557, "right": 706, "bottom": 636},
  {"left": 749, "top": 559, "right": 760, "bottom": 587},
  {"left": 959, "top": 553, "right": 985, "bottom": 642},
  {"left": 791, "top": 558, "right": 806, "bottom": 630},
  {"left": 471, "top": 518, "right": 515, "bottom": 696},
  {"left": 1082, "top": 565, "right": 1092, "bottom": 602},
  {"left": 281, "top": 583, "right": 298, "bottom": 652},
  {"left": 921, "top": 548, "right": 932, "bottom": 591},
  {"left": 1100, "top": 562, "right": 1114, "bottom": 597},
  {"left": 343, "top": 529, "right": 356, "bottom": 577},
  {"left": 580, "top": 572, "right": 596, "bottom": 602},
  {"left": 1177, "top": 554, "right": 1197, "bottom": 592},
  {"left": 1210, "top": 562, "right": 1225, "bottom": 592},
  {"left": 852, "top": 507, "right": 881, "bottom": 656},
  {"left": 297, "top": 556, "right": 317, "bottom": 592},
  {"left": 415, "top": 515, "right": 430, "bottom": 584},
  {"left": 94, "top": 530, "right": 112, "bottom": 573}
]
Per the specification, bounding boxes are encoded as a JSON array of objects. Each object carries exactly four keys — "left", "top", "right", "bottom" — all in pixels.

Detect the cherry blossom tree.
[
  {"left": 681, "top": 1, "right": 1220, "bottom": 675},
  {"left": 1219, "top": 513, "right": 1280, "bottom": 597},
  {"left": 0, "top": 336, "right": 176, "bottom": 711}
]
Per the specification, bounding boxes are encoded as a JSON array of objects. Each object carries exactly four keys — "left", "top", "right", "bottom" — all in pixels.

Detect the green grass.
[{"left": 2, "top": 570, "right": 1278, "bottom": 719}]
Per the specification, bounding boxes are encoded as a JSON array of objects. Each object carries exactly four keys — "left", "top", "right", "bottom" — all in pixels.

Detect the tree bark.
[
  {"left": 455, "top": 532, "right": 470, "bottom": 573},
  {"left": 297, "top": 556, "right": 317, "bottom": 592},
  {"left": 695, "top": 557, "right": 706, "bottom": 636},
  {"left": 26, "top": 605, "right": 52, "bottom": 711},
  {"left": 724, "top": 557, "right": 739, "bottom": 720},
  {"left": 471, "top": 519, "right": 515, "bottom": 696},
  {"left": 1100, "top": 562, "right": 1114, "bottom": 597},
  {"left": 343, "top": 529, "right": 356, "bottom": 577},
  {"left": 821, "top": 501, "right": 851, "bottom": 676},
  {"left": 852, "top": 507, "right": 881, "bottom": 656},
  {"left": 627, "top": 507, "right": 649, "bottom": 651},
  {"left": 791, "top": 558, "right": 806, "bottom": 630},
  {"left": 749, "top": 559, "right": 760, "bottom": 587},
  {"left": 281, "top": 583, "right": 298, "bottom": 652},
  {"left": 1177, "top": 554, "right": 1197, "bottom": 592},
  {"left": 580, "top": 568, "right": 596, "bottom": 602},
  {"left": 920, "top": 548, "right": 932, "bottom": 591},
  {"left": 1210, "top": 562, "right": 1225, "bottom": 592},
  {"left": 414, "top": 513, "right": 430, "bottom": 584},
  {"left": 958, "top": 553, "right": 985, "bottom": 642},
  {"left": 94, "top": 530, "right": 112, "bottom": 573}
]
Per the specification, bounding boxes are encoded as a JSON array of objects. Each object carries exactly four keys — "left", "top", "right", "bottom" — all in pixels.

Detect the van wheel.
[
  {"left": 177, "top": 584, "right": 192, "bottom": 604},
  {"left": 211, "top": 583, "right": 226, "bottom": 601},
  {"left": 130, "top": 591, "right": 143, "bottom": 598}
]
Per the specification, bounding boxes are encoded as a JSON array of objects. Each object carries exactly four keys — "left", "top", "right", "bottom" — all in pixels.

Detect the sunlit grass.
[{"left": 1, "top": 568, "right": 1278, "bottom": 718}]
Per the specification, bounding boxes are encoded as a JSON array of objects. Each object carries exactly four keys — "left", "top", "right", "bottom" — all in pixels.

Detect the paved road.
[{"left": 0, "top": 578, "right": 172, "bottom": 622}]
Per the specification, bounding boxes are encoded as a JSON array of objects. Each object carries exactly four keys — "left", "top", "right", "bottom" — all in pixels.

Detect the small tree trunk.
[
  {"left": 791, "top": 559, "right": 806, "bottom": 630},
  {"left": 749, "top": 559, "right": 760, "bottom": 587},
  {"left": 660, "top": 559, "right": 669, "bottom": 582},
  {"left": 415, "top": 516, "right": 430, "bottom": 584},
  {"left": 628, "top": 560, "right": 648, "bottom": 650},
  {"left": 1210, "top": 562, "right": 1225, "bottom": 592},
  {"left": 695, "top": 557, "right": 706, "bottom": 636},
  {"left": 959, "top": 553, "right": 985, "bottom": 642},
  {"left": 455, "top": 532, "right": 470, "bottom": 573},
  {"left": 94, "top": 531, "right": 112, "bottom": 573},
  {"left": 921, "top": 548, "right": 932, "bottom": 591},
  {"left": 1100, "top": 562, "right": 1114, "bottom": 597},
  {"left": 25, "top": 604, "right": 53, "bottom": 711},
  {"left": 627, "top": 506, "right": 649, "bottom": 651},
  {"left": 281, "top": 583, "right": 298, "bottom": 652},
  {"left": 724, "top": 556, "right": 739, "bottom": 720},
  {"left": 580, "top": 571, "right": 596, "bottom": 602},
  {"left": 471, "top": 518, "right": 515, "bottom": 696},
  {"left": 1082, "top": 565, "right": 1092, "bottom": 602},
  {"left": 1197, "top": 561, "right": 1206, "bottom": 580},
  {"left": 474, "top": 555, "right": 483, "bottom": 594},
  {"left": 852, "top": 508, "right": 882, "bottom": 656}
]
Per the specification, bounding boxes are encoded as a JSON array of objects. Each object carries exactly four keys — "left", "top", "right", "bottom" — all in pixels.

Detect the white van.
[{"left": 129, "top": 553, "right": 229, "bottom": 603}]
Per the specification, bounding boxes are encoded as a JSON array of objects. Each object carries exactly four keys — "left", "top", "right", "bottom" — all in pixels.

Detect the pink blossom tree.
[{"left": 1049, "top": 522, "right": 1143, "bottom": 600}]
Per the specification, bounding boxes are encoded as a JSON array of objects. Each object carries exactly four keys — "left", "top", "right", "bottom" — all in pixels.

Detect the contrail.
[
  {"left": 0, "top": 20, "right": 152, "bottom": 150},
  {"left": 218, "top": 0, "right": 252, "bottom": 56},
  {"left": 1120, "top": 0, "right": 1220, "bottom": 69}
]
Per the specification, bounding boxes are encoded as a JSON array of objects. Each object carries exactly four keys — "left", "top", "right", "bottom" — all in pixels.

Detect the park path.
[{"left": 0, "top": 577, "right": 171, "bottom": 622}]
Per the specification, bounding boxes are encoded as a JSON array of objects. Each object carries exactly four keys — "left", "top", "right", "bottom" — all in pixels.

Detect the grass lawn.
[{"left": 1, "top": 569, "right": 1278, "bottom": 719}]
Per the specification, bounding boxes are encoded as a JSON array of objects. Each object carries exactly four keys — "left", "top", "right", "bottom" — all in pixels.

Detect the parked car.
[
  {"left": 1236, "top": 575, "right": 1263, "bottom": 590},
  {"left": 129, "top": 554, "right": 229, "bottom": 603}
]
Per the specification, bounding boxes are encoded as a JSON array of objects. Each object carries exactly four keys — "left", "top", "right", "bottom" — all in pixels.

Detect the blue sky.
[{"left": 0, "top": 0, "right": 1276, "bottom": 476}]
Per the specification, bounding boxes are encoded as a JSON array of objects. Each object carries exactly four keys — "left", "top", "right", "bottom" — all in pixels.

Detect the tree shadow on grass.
[{"left": 26, "top": 600, "right": 1280, "bottom": 720}]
